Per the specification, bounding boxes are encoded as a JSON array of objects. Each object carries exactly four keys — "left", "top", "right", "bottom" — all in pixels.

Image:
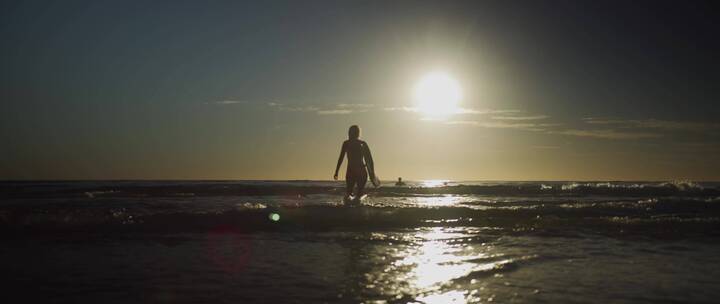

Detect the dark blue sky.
[{"left": 2, "top": 0, "right": 719, "bottom": 180}]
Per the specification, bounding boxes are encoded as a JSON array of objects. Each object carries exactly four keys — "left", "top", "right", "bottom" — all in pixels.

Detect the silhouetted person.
[
  {"left": 395, "top": 177, "right": 406, "bottom": 186},
  {"left": 334, "top": 125, "right": 376, "bottom": 200}
]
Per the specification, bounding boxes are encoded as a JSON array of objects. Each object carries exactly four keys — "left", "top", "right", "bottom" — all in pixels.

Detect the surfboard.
[
  {"left": 366, "top": 165, "right": 380, "bottom": 188},
  {"left": 369, "top": 173, "right": 381, "bottom": 188},
  {"left": 361, "top": 141, "right": 381, "bottom": 188}
]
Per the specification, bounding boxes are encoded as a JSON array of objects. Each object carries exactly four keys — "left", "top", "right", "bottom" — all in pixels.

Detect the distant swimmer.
[
  {"left": 334, "top": 125, "right": 379, "bottom": 201},
  {"left": 395, "top": 177, "right": 406, "bottom": 186}
]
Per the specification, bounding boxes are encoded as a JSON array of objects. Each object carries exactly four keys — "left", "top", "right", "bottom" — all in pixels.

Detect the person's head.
[
  {"left": 398, "top": 177, "right": 402, "bottom": 181},
  {"left": 348, "top": 125, "right": 360, "bottom": 139}
]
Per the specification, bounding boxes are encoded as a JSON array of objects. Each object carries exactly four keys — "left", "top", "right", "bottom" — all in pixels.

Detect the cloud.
[
  {"left": 582, "top": 118, "right": 720, "bottom": 131},
  {"left": 445, "top": 120, "right": 560, "bottom": 131},
  {"left": 531, "top": 145, "right": 561, "bottom": 149},
  {"left": 383, "top": 107, "right": 522, "bottom": 115},
  {"left": 491, "top": 115, "right": 549, "bottom": 121},
  {"left": 267, "top": 102, "right": 319, "bottom": 112},
  {"left": 674, "top": 142, "right": 720, "bottom": 152},
  {"left": 456, "top": 108, "right": 523, "bottom": 115},
  {"left": 553, "top": 129, "right": 662, "bottom": 139},
  {"left": 444, "top": 110, "right": 557, "bottom": 131},
  {"left": 207, "top": 100, "right": 247, "bottom": 105},
  {"left": 268, "top": 102, "right": 373, "bottom": 115},
  {"left": 317, "top": 109, "right": 354, "bottom": 115},
  {"left": 444, "top": 120, "right": 479, "bottom": 125},
  {"left": 383, "top": 106, "right": 418, "bottom": 112},
  {"left": 337, "top": 103, "right": 375, "bottom": 109},
  {"left": 317, "top": 103, "right": 374, "bottom": 114},
  {"left": 554, "top": 117, "right": 720, "bottom": 140}
]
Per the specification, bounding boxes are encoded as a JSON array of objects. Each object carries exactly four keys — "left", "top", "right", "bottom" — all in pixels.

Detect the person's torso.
[{"left": 345, "top": 140, "right": 365, "bottom": 170}]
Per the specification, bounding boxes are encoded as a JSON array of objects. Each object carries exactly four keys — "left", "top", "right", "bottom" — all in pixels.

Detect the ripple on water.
[{"left": 354, "top": 227, "right": 542, "bottom": 303}]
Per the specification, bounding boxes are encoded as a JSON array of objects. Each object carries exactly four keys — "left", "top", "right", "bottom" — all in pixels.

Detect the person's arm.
[{"left": 334, "top": 141, "right": 347, "bottom": 180}]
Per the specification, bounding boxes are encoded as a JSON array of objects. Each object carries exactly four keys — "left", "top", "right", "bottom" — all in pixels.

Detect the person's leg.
[
  {"left": 355, "top": 169, "right": 368, "bottom": 197},
  {"left": 345, "top": 171, "right": 355, "bottom": 198}
]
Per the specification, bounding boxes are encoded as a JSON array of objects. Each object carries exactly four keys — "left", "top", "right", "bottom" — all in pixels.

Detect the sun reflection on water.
[
  {"left": 421, "top": 180, "right": 449, "bottom": 187},
  {"left": 413, "top": 195, "right": 464, "bottom": 207},
  {"left": 404, "top": 228, "right": 475, "bottom": 303},
  {"left": 415, "top": 290, "right": 468, "bottom": 304},
  {"left": 357, "top": 226, "right": 530, "bottom": 304},
  {"left": 410, "top": 240, "right": 476, "bottom": 289}
]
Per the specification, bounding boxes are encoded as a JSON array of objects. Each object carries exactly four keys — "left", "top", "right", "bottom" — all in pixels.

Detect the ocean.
[{"left": 2, "top": 180, "right": 720, "bottom": 303}]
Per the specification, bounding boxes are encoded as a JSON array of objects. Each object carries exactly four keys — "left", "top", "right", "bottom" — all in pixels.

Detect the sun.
[{"left": 412, "top": 72, "right": 462, "bottom": 118}]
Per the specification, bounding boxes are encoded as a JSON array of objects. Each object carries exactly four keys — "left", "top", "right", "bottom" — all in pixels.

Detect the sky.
[{"left": 1, "top": 0, "right": 719, "bottom": 181}]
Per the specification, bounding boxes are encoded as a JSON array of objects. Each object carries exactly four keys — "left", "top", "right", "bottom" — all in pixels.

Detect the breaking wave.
[
  {"left": 2, "top": 180, "right": 718, "bottom": 198},
  {"left": 1, "top": 181, "right": 719, "bottom": 236}
]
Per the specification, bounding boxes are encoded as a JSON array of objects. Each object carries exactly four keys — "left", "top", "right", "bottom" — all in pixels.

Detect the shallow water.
[
  {"left": 2, "top": 181, "right": 720, "bottom": 303},
  {"left": 4, "top": 229, "right": 720, "bottom": 303}
]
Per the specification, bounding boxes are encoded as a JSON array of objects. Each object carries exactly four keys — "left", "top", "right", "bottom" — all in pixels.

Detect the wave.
[
  {"left": 2, "top": 196, "right": 719, "bottom": 236},
  {"left": 2, "top": 181, "right": 718, "bottom": 236},
  {"left": 2, "top": 180, "right": 718, "bottom": 199}
]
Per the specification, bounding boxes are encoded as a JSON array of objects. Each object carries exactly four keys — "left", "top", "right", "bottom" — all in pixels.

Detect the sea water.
[{"left": 2, "top": 180, "right": 720, "bottom": 303}]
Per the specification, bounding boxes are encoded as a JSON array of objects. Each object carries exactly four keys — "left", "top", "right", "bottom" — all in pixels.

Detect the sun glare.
[{"left": 413, "top": 72, "right": 463, "bottom": 118}]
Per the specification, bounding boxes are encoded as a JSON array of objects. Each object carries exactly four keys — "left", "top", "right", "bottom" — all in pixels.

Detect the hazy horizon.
[{"left": 5, "top": 176, "right": 720, "bottom": 185}]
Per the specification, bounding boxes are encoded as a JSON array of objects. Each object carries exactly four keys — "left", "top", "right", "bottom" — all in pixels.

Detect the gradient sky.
[{"left": 2, "top": 0, "right": 719, "bottom": 180}]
